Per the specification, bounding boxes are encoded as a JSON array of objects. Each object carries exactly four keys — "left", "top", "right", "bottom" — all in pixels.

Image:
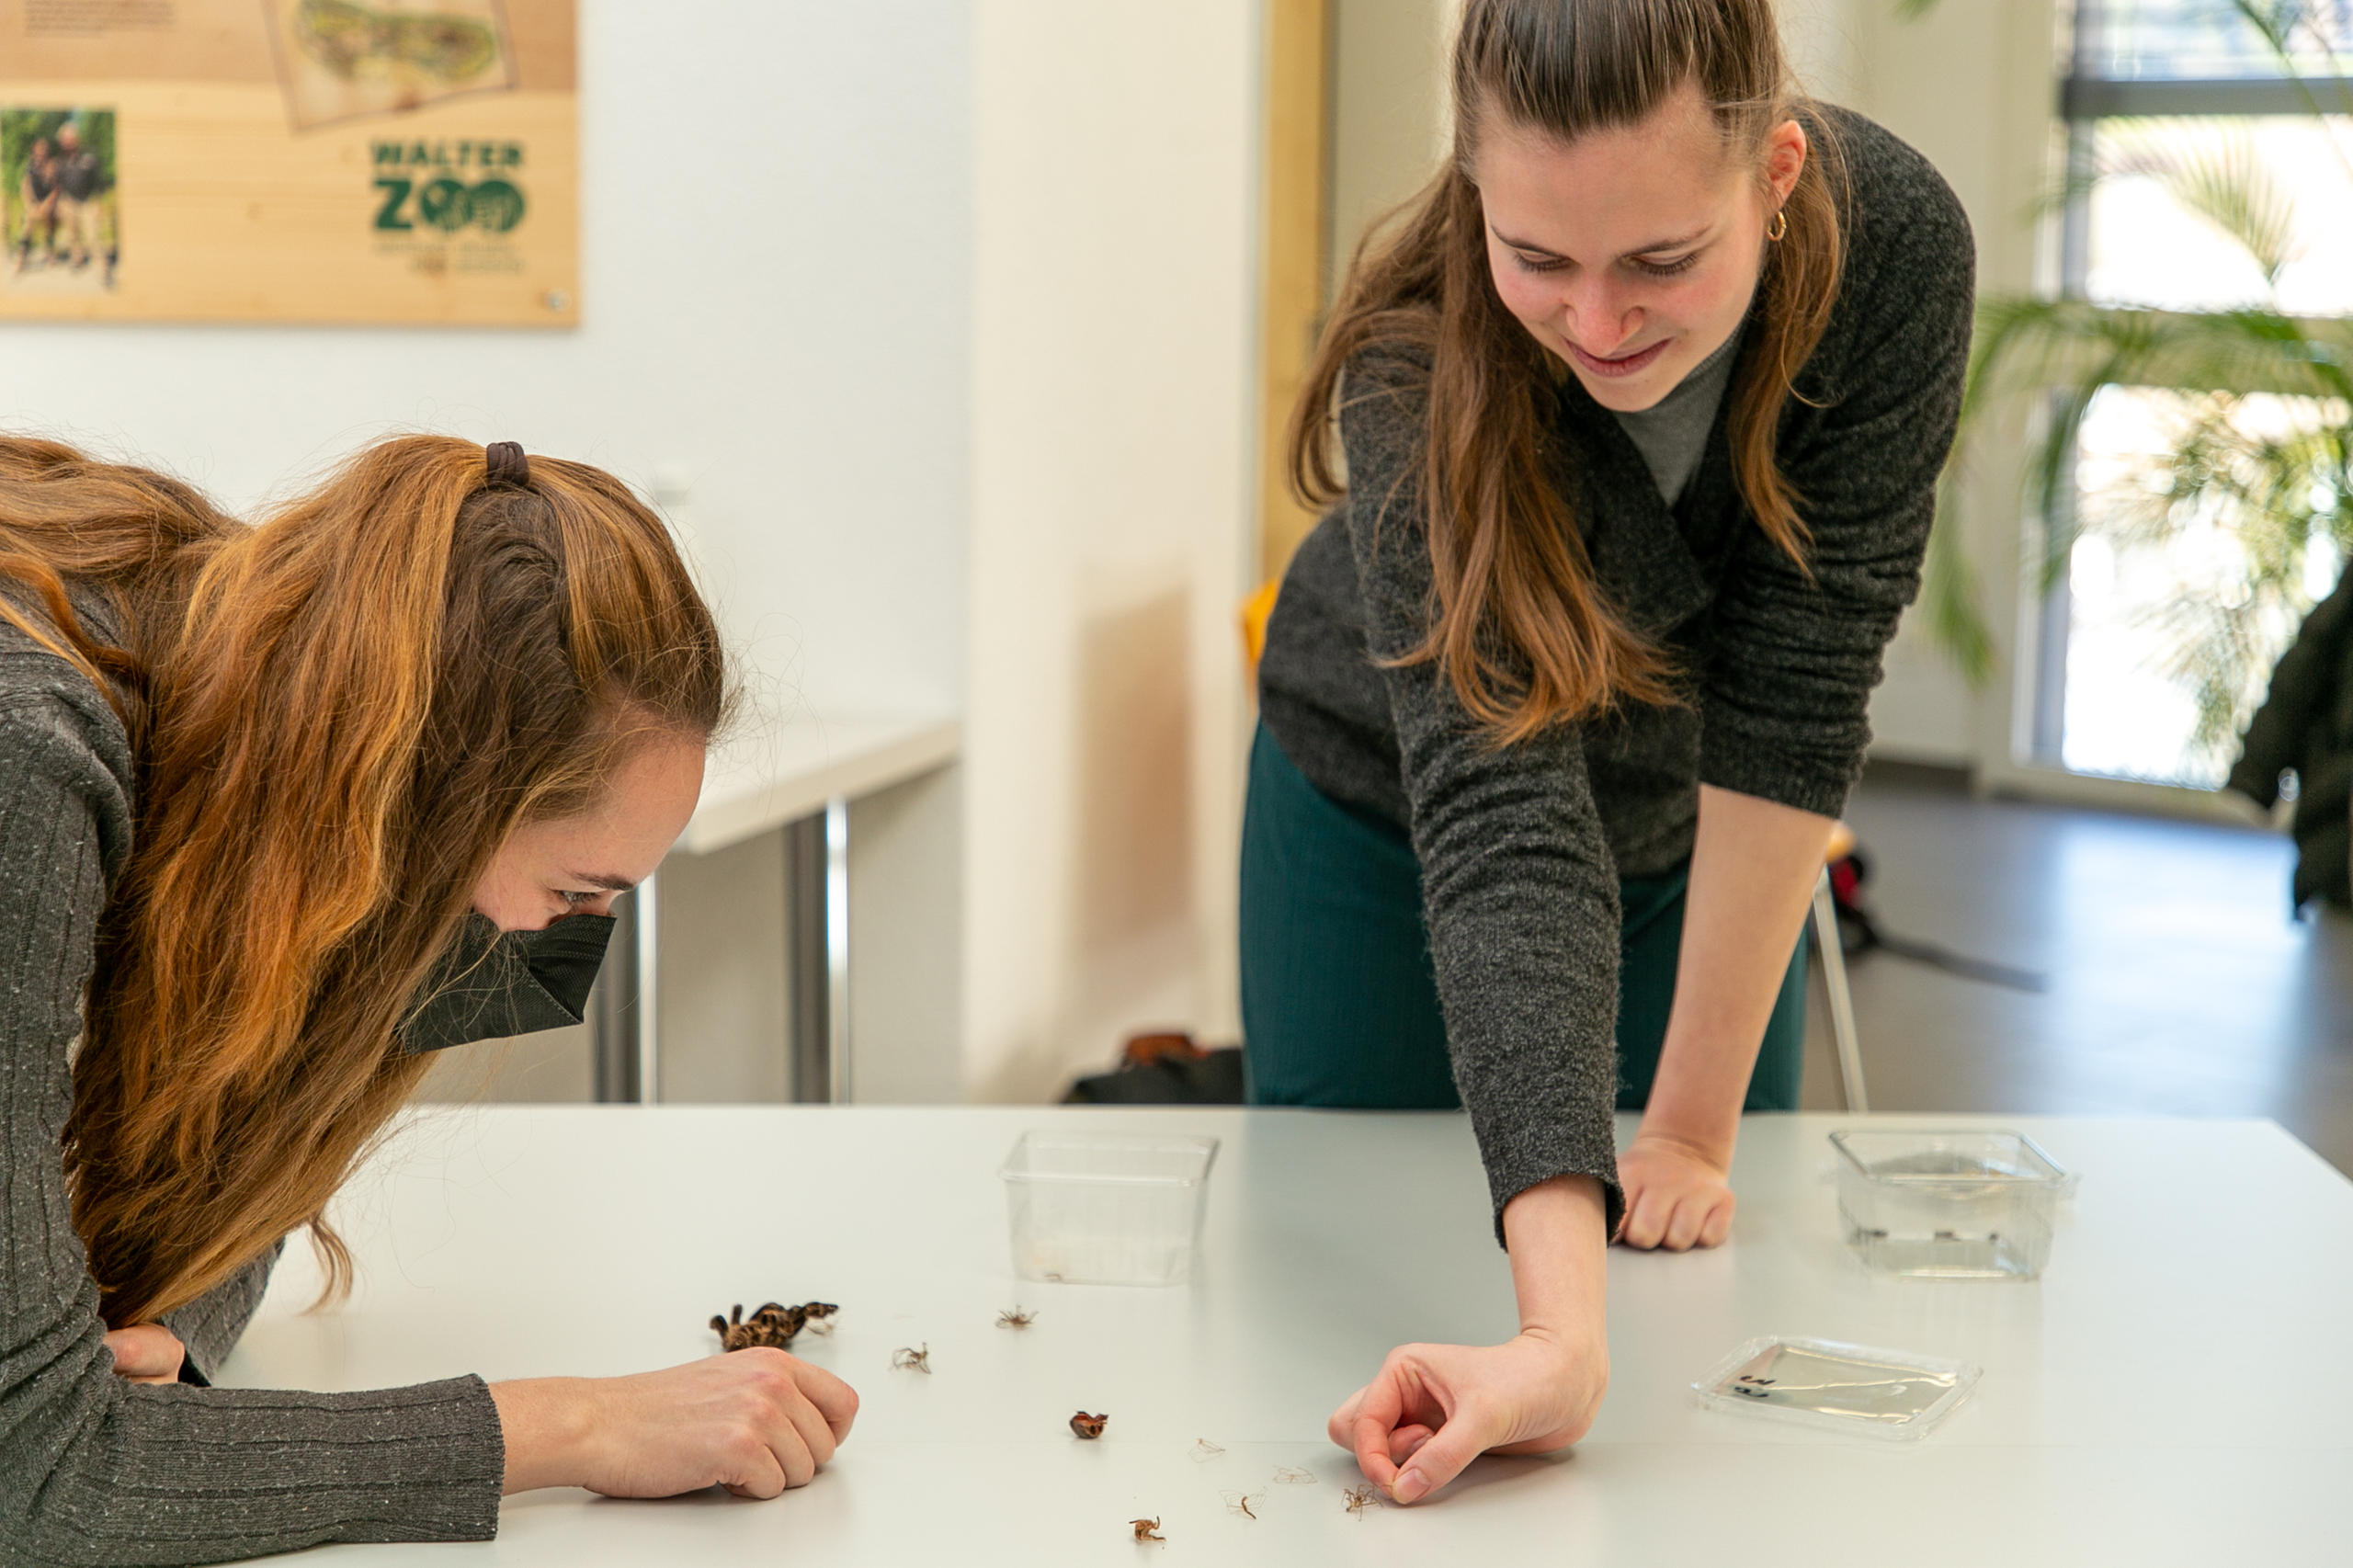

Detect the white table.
[
  {"left": 222, "top": 1108, "right": 2353, "bottom": 1565},
  {"left": 589, "top": 716, "right": 959, "bottom": 1104}
]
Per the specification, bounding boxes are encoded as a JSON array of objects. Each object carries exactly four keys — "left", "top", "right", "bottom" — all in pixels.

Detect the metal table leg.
[
  {"left": 787, "top": 796, "right": 851, "bottom": 1103},
  {"left": 589, "top": 876, "right": 659, "bottom": 1104}
]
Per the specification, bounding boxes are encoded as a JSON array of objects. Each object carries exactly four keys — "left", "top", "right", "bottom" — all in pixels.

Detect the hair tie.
[{"left": 483, "top": 440, "right": 531, "bottom": 488}]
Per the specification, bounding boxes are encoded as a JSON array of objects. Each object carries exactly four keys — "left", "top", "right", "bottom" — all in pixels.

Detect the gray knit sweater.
[
  {"left": 0, "top": 601, "right": 506, "bottom": 1564},
  {"left": 1256, "top": 108, "right": 1974, "bottom": 1229}
]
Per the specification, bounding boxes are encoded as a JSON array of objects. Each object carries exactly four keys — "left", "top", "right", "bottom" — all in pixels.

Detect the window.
[{"left": 2041, "top": 2, "right": 2353, "bottom": 788}]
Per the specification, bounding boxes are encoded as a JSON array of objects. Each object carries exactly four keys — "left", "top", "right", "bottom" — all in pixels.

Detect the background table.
[
  {"left": 587, "top": 715, "right": 959, "bottom": 1105},
  {"left": 222, "top": 1108, "right": 2353, "bottom": 1565}
]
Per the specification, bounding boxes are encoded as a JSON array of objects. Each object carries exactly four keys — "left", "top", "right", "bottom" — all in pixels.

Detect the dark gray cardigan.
[
  {"left": 1257, "top": 108, "right": 1974, "bottom": 1230},
  {"left": 0, "top": 600, "right": 504, "bottom": 1564}
]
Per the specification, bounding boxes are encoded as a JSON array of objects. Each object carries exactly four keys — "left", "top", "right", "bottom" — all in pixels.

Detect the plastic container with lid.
[
  {"left": 999, "top": 1130, "right": 1219, "bottom": 1286},
  {"left": 1831, "top": 1128, "right": 2069, "bottom": 1280},
  {"left": 1692, "top": 1335, "right": 1982, "bottom": 1440}
]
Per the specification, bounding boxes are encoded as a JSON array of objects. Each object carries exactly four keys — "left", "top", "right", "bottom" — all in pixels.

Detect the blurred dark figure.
[
  {"left": 2233, "top": 568, "right": 2353, "bottom": 911},
  {"left": 13, "top": 136, "right": 59, "bottom": 275},
  {"left": 52, "top": 122, "right": 109, "bottom": 279}
]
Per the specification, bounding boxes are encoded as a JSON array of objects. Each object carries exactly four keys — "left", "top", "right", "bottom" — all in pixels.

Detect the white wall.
[
  {"left": 963, "top": 0, "right": 1261, "bottom": 1101},
  {"left": 1830, "top": 0, "right": 2059, "bottom": 771}
]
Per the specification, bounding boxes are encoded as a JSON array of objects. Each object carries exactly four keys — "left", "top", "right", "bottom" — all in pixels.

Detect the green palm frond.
[
  {"left": 2107, "top": 126, "right": 2299, "bottom": 287},
  {"left": 1902, "top": 0, "right": 2353, "bottom": 768}
]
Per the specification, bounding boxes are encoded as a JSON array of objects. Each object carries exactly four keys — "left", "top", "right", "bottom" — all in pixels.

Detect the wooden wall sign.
[{"left": 0, "top": 0, "right": 576, "bottom": 325}]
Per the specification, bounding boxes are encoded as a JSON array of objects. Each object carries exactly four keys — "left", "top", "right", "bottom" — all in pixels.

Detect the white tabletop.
[
  {"left": 222, "top": 1108, "right": 2353, "bottom": 1565},
  {"left": 682, "top": 715, "right": 959, "bottom": 855}
]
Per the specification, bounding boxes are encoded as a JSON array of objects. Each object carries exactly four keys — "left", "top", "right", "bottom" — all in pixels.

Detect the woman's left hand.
[
  {"left": 103, "top": 1323, "right": 187, "bottom": 1384},
  {"left": 1615, "top": 1132, "right": 1734, "bottom": 1250}
]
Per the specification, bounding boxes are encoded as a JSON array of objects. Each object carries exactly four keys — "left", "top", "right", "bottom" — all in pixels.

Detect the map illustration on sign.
[{"left": 265, "top": 0, "right": 517, "bottom": 131}]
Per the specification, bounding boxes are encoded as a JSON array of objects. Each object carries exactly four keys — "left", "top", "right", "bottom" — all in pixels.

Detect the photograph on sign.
[{"left": 4, "top": 108, "right": 118, "bottom": 294}]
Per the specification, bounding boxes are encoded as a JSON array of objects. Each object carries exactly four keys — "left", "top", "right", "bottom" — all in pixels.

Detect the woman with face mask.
[
  {"left": 0, "top": 436, "right": 856, "bottom": 1562},
  {"left": 1246, "top": 0, "right": 1972, "bottom": 1503}
]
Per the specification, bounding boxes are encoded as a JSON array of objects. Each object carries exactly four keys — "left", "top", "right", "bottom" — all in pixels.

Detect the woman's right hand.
[
  {"left": 1327, "top": 1327, "right": 1607, "bottom": 1503},
  {"left": 491, "top": 1350, "right": 858, "bottom": 1498}
]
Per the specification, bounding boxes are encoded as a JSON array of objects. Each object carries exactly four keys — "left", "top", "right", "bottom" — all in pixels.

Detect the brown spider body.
[
  {"left": 1130, "top": 1517, "right": 1164, "bottom": 1542},
  {"left": 1070, "top": 1409, "right": 1108, "bottom": 1438},
  {"left": 891, "top": 1343, "right": 932, "bottom": 1373},
  {"left": 1344, "top": 1483, "right": 1381, "bottom": 1514},
  {"left": 995, "top": 1305, "right": 1038, "bottom": 1329},
  {"left": 710, "top": 1301, "right": 837, "bottom": 1353}
]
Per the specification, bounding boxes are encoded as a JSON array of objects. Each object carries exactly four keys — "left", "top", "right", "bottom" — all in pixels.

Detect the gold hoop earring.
[{"left": 1767, "top": 208, "right": 1788, "bottom": 243}]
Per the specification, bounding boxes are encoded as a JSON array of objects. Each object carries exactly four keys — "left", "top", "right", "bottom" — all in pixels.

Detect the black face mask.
[{"left": 396, "top": 912, "right": 615, "bottom": 1054}]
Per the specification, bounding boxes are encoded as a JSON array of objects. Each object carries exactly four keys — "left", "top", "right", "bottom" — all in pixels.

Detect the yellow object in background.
[{"left": 1241, "top": 578, "right": 1280, "bottom": 669}]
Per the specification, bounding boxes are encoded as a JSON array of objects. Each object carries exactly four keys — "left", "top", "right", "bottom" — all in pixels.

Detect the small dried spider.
[
  {"left": 1130, "top": 1517, "right": 1164, "bottom": 1542},
  {"left": 1189, "top": 1437, "right": 1225, "bottom": 1462},
  {"left": 890, "top": 1343, "right": 931, "bottom": 1373},
  {"left": 1343, "top": 1483, "right": 1381, "bottom": 1514},
  {"left": 1270, "top": 1465, "right": 1317, "bottom": 1485},
  {"left": 710, "top": 1301, "right": 836, "bottom": 1352},
  {"left": 995, "top": 1305, "right": 1039, "bottom": 1329},
  {"left": 1221, "top": 1489, "right": 1266, "bottom": 1520},
  {"left": 1070, "top": 1410, "right": 1108, "bottom": 1439}
]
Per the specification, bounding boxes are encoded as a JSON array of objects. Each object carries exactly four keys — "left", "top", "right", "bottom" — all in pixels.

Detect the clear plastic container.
[
  {"left": 1831, "top": 1128, "right": 2067, "bottom": 1279},
  {"left": 999, "top": 1131, "right": 1219, "bottom": 1286},
  {"left": 1692, "top": 1335, "right": 1982, "bottom": 1440}
]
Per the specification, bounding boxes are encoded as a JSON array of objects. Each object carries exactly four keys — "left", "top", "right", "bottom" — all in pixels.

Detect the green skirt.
[{"left": 1239, "top": 722, "right": 1806, "bottom": 1110}]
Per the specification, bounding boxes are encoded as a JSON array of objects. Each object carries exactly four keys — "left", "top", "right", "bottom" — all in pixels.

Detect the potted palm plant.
[{"left": 1907, "top": 0, "right": 2353, "bottom": 786}]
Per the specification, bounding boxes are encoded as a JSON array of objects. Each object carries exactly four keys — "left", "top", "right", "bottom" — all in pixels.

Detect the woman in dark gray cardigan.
[
  {"left": 0, "top": 437, "right": 854, "bottom": 1563},
  {"left": 1248, "top": 0, "right": 1972, "bottom": 1504}
]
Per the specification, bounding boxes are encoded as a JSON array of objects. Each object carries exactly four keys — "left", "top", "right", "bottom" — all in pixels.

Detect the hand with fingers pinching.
[
  {"left": 1614, "top": 1131, "right": 1735, "bottom": 1251},
  {"left": 102, "top": 1324, "right": 188, "bottom": 1385},
  {"left": 1327, "top": 1174, "right": 1610, "bottom": 1506},
  {"left": 1328, "top": 1329, "right": 1607, "bottom": 1503}
]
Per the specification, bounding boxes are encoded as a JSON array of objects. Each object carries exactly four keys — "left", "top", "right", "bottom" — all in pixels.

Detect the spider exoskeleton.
[
  {"left": 1344, "top": 1483, "right": 1382, "bottom": 1514},
  {"left": 995, "top": 1305, "right": 1039, "bottom": 1329},
  {"left": 709, "top": 1301, "right": 836, "bottom": 1352},
  {"left": 1130, "top": 1516, "right": 1165, "bottom": 1542},
  {"left": 891, "top": 1343, "right": 932, "bottom": 1373},
  {"left": 1070, "top": 1409, "right": 1108, "bottom": 1438}
]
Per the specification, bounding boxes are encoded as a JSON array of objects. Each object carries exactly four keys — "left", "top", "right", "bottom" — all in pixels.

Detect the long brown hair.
[
  {"left": 1290, "top": 0, "right": 1847, "bottom": 742},
  {"left": 0, "top": 434, "right": 728, "bottom": 1327}
]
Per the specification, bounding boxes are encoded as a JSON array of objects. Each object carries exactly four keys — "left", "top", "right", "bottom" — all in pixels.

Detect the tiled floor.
[{"left": 1798, "top": 764, "right": 2353, "bottom": 1178}]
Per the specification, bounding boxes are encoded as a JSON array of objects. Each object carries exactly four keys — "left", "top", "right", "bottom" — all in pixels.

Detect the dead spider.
[
  {"left": 891, "top": 1343, "right": 931, "bottom": 1373},
  {"left": 1271, "top": 1465, "right": 1316, "bottom": 1485},
  {"left": 1344, "top": 1483, "right": 1381, "bottom": 1514},
  {"left": 995, "top": 1305, "right": 1039, "bottom": 1329},
  {"left": 1189, "top": 1437, "right": 1225, "bottom": 1462},
  {"left": 710, "top": 1301, "right": 836, "bottom": 1352},
  {"left": 1070, "top": 1410, "right": 1108, "bottom": 1439},
  {"left": 1221, "top": 1489, "right": 1266, "bottom": 1520},
  {"left": 1130, "top": 1517, "right": 1165, "bottom": 1543}
]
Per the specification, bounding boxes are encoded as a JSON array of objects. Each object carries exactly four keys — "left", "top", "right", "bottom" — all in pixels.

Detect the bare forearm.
[
  {"left": 1641, "top": 784, "right": 1833, "bottom": 1161},
  {"left": 1500, "top": 1174, "right": 1609, "bottom": 1345},
  {"left": 490, "top": 1378, "right": 596, "bottom": 1494}
]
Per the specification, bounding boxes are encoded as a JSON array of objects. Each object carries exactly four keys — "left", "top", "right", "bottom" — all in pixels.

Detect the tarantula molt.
[
  {"left": 891, "top": 1343, "right": 932, "bottom": 1373},
  {"left": 1130, "top": 1517, "right": 1165, "bottom": 1542},
  {"left": 710, "top": 1301, "right": 837, "bottom": 1352},
  {"left": 1069, "top": 1409, "right": 1108, "bottom": 1439}
]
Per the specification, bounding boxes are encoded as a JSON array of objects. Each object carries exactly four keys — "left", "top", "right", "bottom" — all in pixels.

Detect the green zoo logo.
[{"left": 373, "top": 176, "right": 527, "bottom": 234}]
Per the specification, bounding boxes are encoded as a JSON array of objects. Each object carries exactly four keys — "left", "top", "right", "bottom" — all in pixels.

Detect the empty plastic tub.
[
  {"left": 1831, "top": 1128, "right": 2067, "bottom": 1280},
  {"left": 1000, "top": 1130, "right": 1219, "bottom": 1286}
]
